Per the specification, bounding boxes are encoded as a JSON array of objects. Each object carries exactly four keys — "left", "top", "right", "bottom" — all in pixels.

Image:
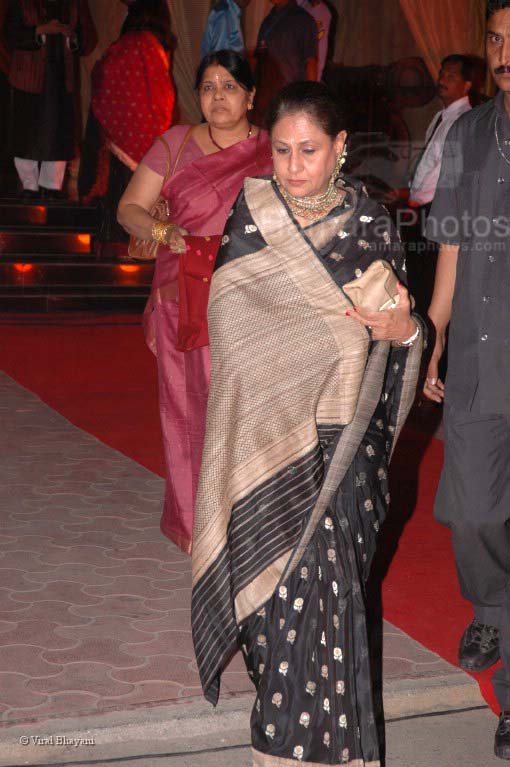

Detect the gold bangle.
[{"left": 151, "top": 220, "right": 169, "bottom": 244}]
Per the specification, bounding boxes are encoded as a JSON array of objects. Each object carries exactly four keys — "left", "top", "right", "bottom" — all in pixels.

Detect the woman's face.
[
  {"left": 199, "top": 65, "right": 254, "bottom": 130},
  {"left": 271, "top": 111, "right": 346, "bottom": 198}
]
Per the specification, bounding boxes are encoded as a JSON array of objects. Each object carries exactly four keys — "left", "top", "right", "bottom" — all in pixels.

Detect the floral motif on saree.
[{"left": 191, "top": 176, "right": 423, "bottom": 766}]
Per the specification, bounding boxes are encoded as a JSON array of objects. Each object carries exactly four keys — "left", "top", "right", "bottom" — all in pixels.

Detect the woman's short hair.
[
  {"left": 266, "top": 81, "right": 346, "bottom": 139},
  {"left": 195, "top": 50, "right": 255, "bottom": 92}
]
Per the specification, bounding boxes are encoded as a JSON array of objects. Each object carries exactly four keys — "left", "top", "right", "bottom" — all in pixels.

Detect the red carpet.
[
  {"left": 0, "top": 315, "right": 165, "bottom": 477},
  {"left": 0, "top": 315, "right": 499, "bottom": 713},
  {"left": 382, "top": 427, "right": 500, "bottom": 712}
]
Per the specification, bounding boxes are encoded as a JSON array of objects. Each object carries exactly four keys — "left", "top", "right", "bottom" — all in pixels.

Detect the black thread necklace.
[
  {"left": 495, "top": 115, "right": 510, "bottom": 167},
  {"left": 208, "top": 123, "right": 252, "bottom": 151}
]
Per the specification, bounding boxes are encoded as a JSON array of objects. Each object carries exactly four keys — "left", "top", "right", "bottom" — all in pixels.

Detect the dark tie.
[
  {"left": 424, "top": 112, "right": 443, "bottom": 148},
  {"left": 412, "top": 112, "right": 443, "bottom": 179}
]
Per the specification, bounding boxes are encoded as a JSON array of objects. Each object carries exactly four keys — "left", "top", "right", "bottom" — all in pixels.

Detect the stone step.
[
  {"left": 0, "top": 261, "right": 153, "bottom": 288},
  {"left": 0, "top": 200, "right": 99, "bottom": 230},
  {"left": 0, "top": 231, "right": 97, "bottom": 256},
  {"left": 0, "top": 290, "right": 150, "bottom": 312}
]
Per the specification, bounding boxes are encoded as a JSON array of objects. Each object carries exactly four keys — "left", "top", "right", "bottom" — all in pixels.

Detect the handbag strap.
[
  {"left": 155, "top": 135, "right": 172, "bottom": 186},
  {"left": 171, "top": 126, "right": 194, "bottom": 175},
  {"left": 155, "top": 126, "right": 195, "bottom": 189}
]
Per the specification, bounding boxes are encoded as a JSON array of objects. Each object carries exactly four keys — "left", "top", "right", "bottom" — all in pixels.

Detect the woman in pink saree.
[{"left": 118, "top": 50, "right": 272, "bottom": 554}]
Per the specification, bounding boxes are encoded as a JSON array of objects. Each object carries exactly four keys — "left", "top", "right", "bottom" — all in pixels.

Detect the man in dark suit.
[{"left": 424, "top": 0, "right": 510, "bottom": 759}]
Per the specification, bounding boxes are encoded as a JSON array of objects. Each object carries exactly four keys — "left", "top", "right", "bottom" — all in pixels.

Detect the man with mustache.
[
  {"left": 409, "top": 55, "right": 473, "bottom": 209},
  {"left": 423, "top": 1, "right": 510, "bottom": 759},
  {"left": 407, "top": 55, "right": 473, "bottom": 313}
]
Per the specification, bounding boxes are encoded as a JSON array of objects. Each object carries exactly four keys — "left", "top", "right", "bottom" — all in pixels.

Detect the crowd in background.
[{"left": 0, "top": 0, "right": 333, "bottom": 210}]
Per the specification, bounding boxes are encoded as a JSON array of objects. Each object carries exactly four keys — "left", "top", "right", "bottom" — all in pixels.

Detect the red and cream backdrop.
[{"left": 80, "top": 0, "right": 486, "bottom": 131}]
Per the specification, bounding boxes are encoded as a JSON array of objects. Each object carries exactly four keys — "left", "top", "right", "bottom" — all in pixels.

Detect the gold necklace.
[
  {"left": 276, "top": 182, "right": 343, "bottom": 220},
  {"left": 274, "top": 152, "right": 346, "bottom": 221}
]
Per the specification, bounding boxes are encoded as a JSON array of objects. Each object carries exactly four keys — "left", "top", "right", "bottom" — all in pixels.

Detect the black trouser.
[{"left": 435, "top": 404, "right": 510, "bottom": 710}]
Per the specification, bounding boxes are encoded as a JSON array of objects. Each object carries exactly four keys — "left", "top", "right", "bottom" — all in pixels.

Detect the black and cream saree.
[{"left": 191, "top": 176, "right": 423, "bottom": 767}]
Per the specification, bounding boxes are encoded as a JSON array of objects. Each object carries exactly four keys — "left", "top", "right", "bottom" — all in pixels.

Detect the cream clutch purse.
[{"left": 343, "top": 259, "right": 400, "bottom": 312}]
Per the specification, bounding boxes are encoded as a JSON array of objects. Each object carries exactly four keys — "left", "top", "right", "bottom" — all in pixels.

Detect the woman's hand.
[
  {"left": 165, "top": 223, "right": 189, "bottom": 253},
  {"left": 346, "top": 281, "right": 417, "bottom": 343}
]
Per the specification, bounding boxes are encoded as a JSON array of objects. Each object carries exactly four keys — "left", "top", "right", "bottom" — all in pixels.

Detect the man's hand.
[{"left": 423, "top": 331, "right": 446, "bottom": 402}]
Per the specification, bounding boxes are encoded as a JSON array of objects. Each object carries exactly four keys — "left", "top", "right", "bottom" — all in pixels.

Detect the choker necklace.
[
  {"left": 495, "top": 115, "right": 510, "bottom": 167},
  {"left": 274, "top": 150, "right": 346, "bottom": 221},
  {"left": 276, "top": 182, "right": 343, "bottom": 221},
  {"left": 208, "top": 123, "right": 252, "bottom": 151}
]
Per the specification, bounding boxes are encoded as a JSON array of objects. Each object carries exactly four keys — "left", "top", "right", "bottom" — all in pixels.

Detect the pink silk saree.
[{"left": 144, "top": 129, "right": 272, "bottom": 554}]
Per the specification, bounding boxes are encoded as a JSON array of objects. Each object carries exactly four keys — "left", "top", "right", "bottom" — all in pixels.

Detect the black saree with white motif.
[{"left": 191, "top": 175, "right": 423, "bottom": 767}]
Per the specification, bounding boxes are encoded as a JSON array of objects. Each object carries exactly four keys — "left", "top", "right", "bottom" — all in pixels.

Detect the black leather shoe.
[
  {"left": 458, "top": 618, "right": 500, "bottom": 671},
  {"left": 20, "top": 188, "right": 40, "bottom": 201},
  {"left": 495, "top": 711, "right": 510, "bottom": 760},
  {"left": 40, "top": 187, "right": 66, "bottom": 201}
]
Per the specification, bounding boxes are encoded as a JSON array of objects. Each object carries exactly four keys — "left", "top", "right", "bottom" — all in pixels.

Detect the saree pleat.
[{"left": 191, "top": 175, "right": 424, "bottom": 765}]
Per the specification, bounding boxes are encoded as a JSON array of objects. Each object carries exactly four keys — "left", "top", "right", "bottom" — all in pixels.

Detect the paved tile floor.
[{"left": 0, "top": 372, "right": 475, "bottom": 729}]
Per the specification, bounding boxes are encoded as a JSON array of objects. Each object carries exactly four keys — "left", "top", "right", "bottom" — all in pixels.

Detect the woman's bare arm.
[{"left": 117, "top": 163, "right": 187, "bottom": 249}]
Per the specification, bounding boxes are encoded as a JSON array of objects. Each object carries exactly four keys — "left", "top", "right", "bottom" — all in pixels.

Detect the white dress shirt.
[{"left": 409, "top": 96, "right": 471, "bottom": 206}]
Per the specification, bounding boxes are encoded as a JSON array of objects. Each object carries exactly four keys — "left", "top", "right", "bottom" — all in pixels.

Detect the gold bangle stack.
[{"left": 151, "top": 220, "right": 169, "bottom": 244}]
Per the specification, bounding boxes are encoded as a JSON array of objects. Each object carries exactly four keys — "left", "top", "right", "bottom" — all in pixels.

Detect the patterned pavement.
[{"left": 0, "top": 371, "right": 477, "bottom": 730}]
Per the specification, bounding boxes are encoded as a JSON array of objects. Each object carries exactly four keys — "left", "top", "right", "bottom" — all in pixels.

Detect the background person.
[
  {"left": 118, "top": 50, "right": 272, "bottom": 555},
  {"left": 200, "top": 0, "right": 251, "bottom": 59},
  {"left": 5, "top": 0, "right": 97, "bottom": 200},
  {"left": 192, "top": 81, "right": 424, "bottom": 766},
  {"left": 405, "top": 53, "right": 473, "bottom": 315},
  {"left": 79, "top": 0, "right": 174, "bottom": 256},
  {"left": 252, "top": 0, "right": 318, "bottom": 125},
  {"left": 297, "top": 0, "right": 332, "bottom": 81},
  {"left": 409, "top": 54, "right": 473, "bottom": 209},
  {"left": 423, "top": 1, "right": 510, "bottom": 759}
]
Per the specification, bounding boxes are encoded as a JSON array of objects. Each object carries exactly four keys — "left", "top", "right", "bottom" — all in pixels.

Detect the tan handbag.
[
  {"left": 343, "top": 259, "right": 400, "bottom": 312},
  {"left": 127, "top": 136, "right": 172, "bottom": 261}
]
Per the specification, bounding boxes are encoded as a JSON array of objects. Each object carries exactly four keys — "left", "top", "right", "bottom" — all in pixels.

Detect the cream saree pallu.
[{"left": 191, "top": 176, "right": 423, "bottom": 767}]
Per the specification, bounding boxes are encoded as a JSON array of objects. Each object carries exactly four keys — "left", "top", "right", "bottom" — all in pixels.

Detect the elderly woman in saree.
[
  {"left": 118, "top": 50, "right": 272, "bottom": 554},
  {"left": 191, "top": 81, "right": 424, "bottom": 767}
]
